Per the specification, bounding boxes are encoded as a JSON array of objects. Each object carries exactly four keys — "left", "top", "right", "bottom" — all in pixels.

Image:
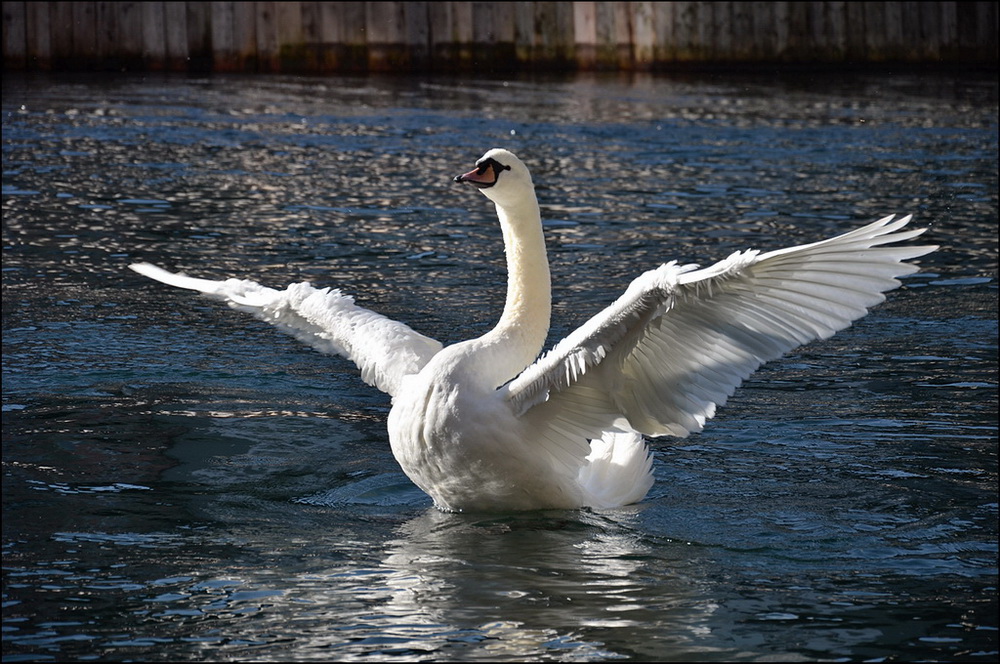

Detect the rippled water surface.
[{"left": 3, "top": 71, "right": 997, "bottom": 662}]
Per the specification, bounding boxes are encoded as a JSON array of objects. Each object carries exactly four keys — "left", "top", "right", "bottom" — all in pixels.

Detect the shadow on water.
[{"left": 2, "top": 70, "right": 997, "bottom": 661}]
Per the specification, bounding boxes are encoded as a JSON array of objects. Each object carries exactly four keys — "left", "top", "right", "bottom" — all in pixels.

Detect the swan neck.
[{"left": 489, "top": 193, "right": 551, "bottom": 375}]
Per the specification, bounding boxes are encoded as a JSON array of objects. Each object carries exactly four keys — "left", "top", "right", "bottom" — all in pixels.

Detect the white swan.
[{"left": 130, "top": 148, "right": 936, "bottom": 512}]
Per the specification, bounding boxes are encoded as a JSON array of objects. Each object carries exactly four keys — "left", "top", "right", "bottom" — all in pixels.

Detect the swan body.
[{"left": 129, "top": 149, "right": 936, "bottom": 512}]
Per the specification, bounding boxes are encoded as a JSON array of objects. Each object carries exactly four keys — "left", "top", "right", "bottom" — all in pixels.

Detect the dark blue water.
[{"left": 3, "top": 71, "right": 997, "bottom": 662}]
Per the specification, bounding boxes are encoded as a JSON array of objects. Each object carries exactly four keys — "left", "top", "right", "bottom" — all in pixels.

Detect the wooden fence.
[{"left": 3, "top": 2, "right": 997, "bottom": 74}]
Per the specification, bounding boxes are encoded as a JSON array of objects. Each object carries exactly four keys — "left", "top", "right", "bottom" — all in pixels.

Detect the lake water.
[{"left": 2, "top": 70, "right": 997, "bottom": 662}]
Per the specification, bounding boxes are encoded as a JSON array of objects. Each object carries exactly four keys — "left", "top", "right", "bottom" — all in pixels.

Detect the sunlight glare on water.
[{"left": 2, "top": 71, "right": 997, "bottom": 662}]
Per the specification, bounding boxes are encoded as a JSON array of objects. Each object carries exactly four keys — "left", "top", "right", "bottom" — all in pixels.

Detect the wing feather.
[
  {"left": 129, "top": 263, "right": 442, "bottom": 397},
  {"left": 505, "top": 214, "right": 936, "bottom": 440}
]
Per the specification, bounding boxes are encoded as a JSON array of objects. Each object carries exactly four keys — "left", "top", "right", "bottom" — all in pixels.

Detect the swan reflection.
[{"left": 363, "top": 506, "right": 718, "bottom": 658}]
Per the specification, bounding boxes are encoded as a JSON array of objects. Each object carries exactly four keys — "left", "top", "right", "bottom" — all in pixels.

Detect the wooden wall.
[{"left": 3, "top": 2, "right": 997, "bottom": 74}]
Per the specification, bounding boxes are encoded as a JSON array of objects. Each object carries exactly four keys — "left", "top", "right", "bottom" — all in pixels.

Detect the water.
[{"left": 3, "top": 71, "right": 997, "bottom": 662}]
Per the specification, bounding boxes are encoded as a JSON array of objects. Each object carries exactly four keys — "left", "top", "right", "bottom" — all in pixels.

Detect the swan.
[{"left": 129, "top": 148, "right": 936, "bottom": 512}]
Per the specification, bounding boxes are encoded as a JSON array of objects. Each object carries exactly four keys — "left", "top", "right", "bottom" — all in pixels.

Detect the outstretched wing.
[
  {"left": 129, "top": 263, "right": 442, "bottom": 397},
  {"left": 505, "top": 214, "right": 937, "bottom": 439}
]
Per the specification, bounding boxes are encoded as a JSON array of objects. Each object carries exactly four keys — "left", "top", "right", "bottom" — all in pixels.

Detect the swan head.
[{"left": 454, "top": 148, "right": 535, "bottom": 208}]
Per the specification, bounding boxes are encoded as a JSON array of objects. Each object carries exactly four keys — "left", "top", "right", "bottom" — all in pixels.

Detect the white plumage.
[{"left": 130, "top": 148, "right": 936, "bottom": 512}]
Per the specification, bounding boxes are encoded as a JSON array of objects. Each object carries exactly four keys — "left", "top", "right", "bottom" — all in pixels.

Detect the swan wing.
[
  {"left": 506, "top": 214, "right": 937, "bottom": 438},
  {"left": 128, "top": 263, "right": 442, "bottom": 397}
]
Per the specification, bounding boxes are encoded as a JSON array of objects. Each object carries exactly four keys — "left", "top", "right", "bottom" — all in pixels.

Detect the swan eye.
[{"left": 477, "top": 158, "right": 511, "bottom": 177}]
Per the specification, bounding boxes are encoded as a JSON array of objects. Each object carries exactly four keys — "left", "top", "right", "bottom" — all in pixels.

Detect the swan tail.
[{"left": 577, "top": 430, "right": 654, "bottom": 509}]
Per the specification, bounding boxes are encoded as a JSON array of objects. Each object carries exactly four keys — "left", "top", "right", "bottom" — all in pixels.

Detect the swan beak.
[{"left": 454, "top": 166, "right": 497, "bottom": 189}]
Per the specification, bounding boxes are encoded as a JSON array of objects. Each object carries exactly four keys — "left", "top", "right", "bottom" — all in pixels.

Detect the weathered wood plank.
[
  {"left": 711, "top": 1, "right": 732, "bottom": 61},
  {"left": 163, "top": 1, "right": 188, "bottom": 70},
  {"left": 185, "top": 0, "right": 213, "bottom": 71},
  {"left": 532, "top": 1, "right": 573, "bottom": 68},
  {"left": 365, "top": 0, "right": 405, "bottom": 71},
  {"left": 211, "top": 1, "right": 236, "bottom": 71},
  {"left": 671, "top": 1, "right": 697, "bottom": 62},
  {"left": 824, "top": 1, "right": 847, "bottom": 62},
  {"left": 25, "top": 0, "right": 51, "bottom": 69},
  {"left": 513, "top": 1, "right": 535, "bottom": 66},
  {"left": 612, "top": 0, "right": 632, "bottom": 69},
  {"left": 139, "top": 1, "right": 167, "bottom": 69},
  {"left": 729, "top": 0, "right": 754, "bottom": 61},
  {"left": 3, "top": 1, "right": 27, "bottom": 70},
  {"left": 864, "top": 1, "right": 888, "bottom": 61},
  {"left": 119, "top": 1, "right": 144, "bottom": 67},
  {"left": 633, "top": 1, "right": 656, "bottom": 69},
  {"left": 49, "top": 1, "right": 75, "bottom": 66},
  {"left": 593, "top": 1, "right": 617, "bottom": 68},
  {"left": 975, "top": 0, "right": 997, "bottom": 61},
  {"left": 651, "top": 1, "right": 677, "bottom": 63},
  {"left": 255, "top": 2, "right": 279, "bottom": 72},
  {"left": 4, "top": 1, "right": 997, "bottom": 73},
  {"left": 884, "top": 1, "right": 905, "bottom": 61},
  {"left": 233, "top": 1, "right": 259, "bottom": 70},
  {"left": 573, "top": 1, "right": 597, "bottom": 69},
  {"left": 273, "top": 0, "right": 305, "bottom": 71},
  {"left": 316, "top": 1, "right": 366, "bottom": 71}
]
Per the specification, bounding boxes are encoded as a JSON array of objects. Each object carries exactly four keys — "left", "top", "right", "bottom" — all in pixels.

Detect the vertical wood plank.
[
  {"left": 428, "top": 0, "right": 455, "bottom": 68},
  {"left": 403, "top": 1, "right": 430, "bottom": 70},
  {"left": 691, "top": 1, "right": 711, "bottom": 60},
  {"left": 513, "top": 1, "right": 535, "bottom": 66},
  {"left": 633, "top": 1, "right": 656, "bottom": 70},
  {"left": 301, "top": 1, "right": 324, "bottom": 72},
  {"left": 49, "top": 1, "right": 75, "bottom": 67},
  {"left": 274, "top": 0, "right": 305, "bottom": 71},
  {"left": 884, "top": 2, "right": 906, "bottom": 60},
  {"left": 140, "top": 1, "right": 167, "bottom": 70},
  {"left": 474, "top": 1, "right": 516, "bottom": 71},
  {"left": 365, "top": 1, "right": 405, "bottom": 71},
  {"left": 71, "top": 2, "right": 98, "bottom": 68},
  {"left": 328, "top": 1, "right": 368, "bottom": 71},
  {"left": 844, "top": 0, "right": 867, "bottom": 61},
  {"left": 573, "top": 1, "right": 597, "bottom": 70},
  {"left": 671, "top": 1, "right": 696, "bottom": 62},
  {"left": 25, "top": 0, "right": 52, "bottom": 69},
  {"left": 118, "top": 1, "right": 144, "bottom": 68},
  {"left": 918, "top": 0, "right": 942, "bottom": 60},
  {"left": 975, "top": 0, "right": 996, "bottom": 60},
  {"left": 3, "top": 1, "right": 27, "bottom": 70},
  {"left": 211, "top": 1, "right": 237, "bottom": 71},
  {"left": 163, "top": 1, "right": 188, "bottom": 70},
  {"left": 593, "top": 1, "right": 617, "bottom": 69},
  {"left": 805, "top": 1, "right": 826, "bottom": 60},
  {"left": 824, "top": 1, "right": 847, "bottom": 62},
  {"left": 937, "top": 0, "right": 958, "bottom": 60},
  {"left": 94, "top": 1, "right": 115, "bottom": 66},
  {"left": 233, "top": 0, "right": 258, "bottom": 70},
  {"left": 749, "top": 1, "right": 777, "bottom": 60},
  {"left": 730, "top": 0, "right": 754, "bottom": 61},
  {"left": 785, "top": 1, "right": 808, "bottom": 60},
  {"left": 333, "top": 0, "right": 368, "bottom": 49},
  {"left": 612, "top": 1, "right": 633, "bottom": 69},
  {"left": 255, "top": 1, "right": 279, "bottom": 72},
  {"left": 471, "top": 1, "right": 495, "bottom": 44},
  {"left": 713, "top": 1, "right": 733, "bottom": 62},
  {"left": 652, "top": 1, "right": 677, "bottom": 64},
  {"left": 185, "top": 0, "right": 213, "bottom": 71},
  {"left": 533, "top": 1, "right": 565, "bottom": 67},
  {"left": 864, "top": 1, "right": 887, "bottom": 61},
  {"left": 276, "top": 1, "right": 303, "bottom": 47}
]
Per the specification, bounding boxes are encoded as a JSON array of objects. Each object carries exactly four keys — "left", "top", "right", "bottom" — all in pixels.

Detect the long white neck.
[{"left": 473, "top": 190, "right": 552, "bottom": 387}]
